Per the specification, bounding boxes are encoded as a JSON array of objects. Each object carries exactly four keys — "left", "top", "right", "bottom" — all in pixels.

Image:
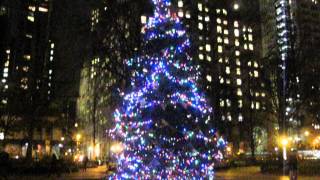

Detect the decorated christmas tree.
[{"left": 109, "top": 0, "right": 219, "bottom": 178}]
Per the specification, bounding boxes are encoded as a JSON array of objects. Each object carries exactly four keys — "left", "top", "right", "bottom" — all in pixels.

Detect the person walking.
[
  {"left": 288, "top": 151, "right": 298, "bottom": 180},
  {"left": 83, "top": 155, "right": 89, "bottom": 172}
]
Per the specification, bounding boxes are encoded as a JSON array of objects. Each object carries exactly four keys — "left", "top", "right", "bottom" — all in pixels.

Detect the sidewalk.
[
  {"left": 63, "top": 165, "right": 107, "bottom": 180},
  {"left": 215, "top": 166, "right": 319, "bottom": 180},
  {"left": 3, "top": 166, "right": 108, "bottom": 180}
]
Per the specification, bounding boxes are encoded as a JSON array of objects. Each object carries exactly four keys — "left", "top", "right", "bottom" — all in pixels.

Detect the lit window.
[
  {"left": 222, "top": 9, "right": 227, "bottom": 15},
  {"left": 220, "top": 77, "right": 224, "bottom": 84},
  {"left": 206, "top": 75, "right": 212, "bottom": 82},
  {"left": 235, "top": 51, "right": 240, "bottom": 56},
  {"left": 207, "top": 56, "right": 212, "bottom": 62},
  {"left": 248, "top": 34, "right": 253, "bottom": 41},
  {"left": 224, "top": 38, "right": 229, "bottom": 44},
  {"left": 234, "top": 21, "right": 239, "bottom": 27},
  {"left": 223, "top": 21, "right": 228, "bottom": 26},
  {"left": 256, "top": 102, "right": 260, "bottom": 109},
  {"left": 249, "top": 44, "right": 254, "bottom": 50},
  {"left": 254, "top": 70, "right": 259, "bottom": 77},
  {"left": 233, "top": 3, "right": 239, "bottom": 10},
  {"left": 220, "top": 99, "right": 225, "bottom": 107},
  {"left": 226, "top": 66, "right": 230, "bottom": 74},
  {"left": 236, "top": 59, "right": 241, "bottom": 66},
  {"left": 51, "top": 43, "right": 55, "bottom": 49},
  {"left": 216, "top": 9, "right": 221, "bottom": 14},
  {"left": 217, "top": 36, "right": 222, "bottom": 43},
  {"left": 22, "top": 66, "right": 29, "bottom": 72},
  {"left": 205, "top": 16, "right": 210, "bottom": 22},
  {"left": 198, "top": 23, "right": 203, "bottom": 30},
  {"left": 237, "top": 89, "right": 243, "bottom": 96},
  {"left": 198, "top": 3, "right": 203, "bottom": 11},
  {"left": 217, "top": 18, "right": 221, "bottom": 24},
  {"left": 28, "top": 6, "right": 36, "bottom": 12},
  {"left": 227, "top": 114, "right": 232, "bottom": 121},
  {"left": 226, "top": 79, "right": 231, "bottom": 84},
  {"left": 186, "top": 11, "right": 191, "bottom": 18},
  {"left": 244, "top": 44, "right": 248, "bottom": 50},
  {"left": 178, "top": 11, "right": 183, "bottom": 17},
  {"left": 238, "top": 100, "right": 243, "bottom": 108},
  {"left": 27, "top": 15, "right": 34, "bottom": 22},
  {"left": 24, "top": 55, "right": 31, "bottom": 60},
  {"left": 205, "top": 44, "right": 211, "bottom": 52},
  {"left": 141, "top": 16, "right": 147, "bottom": 24},
  {"left": 39, "top": 7, "right": 48, "bottom": 12},
  {"left": 226, "top": 99, "right": 231, "bottom": 107},
  {"left": 235, "top": 39, "right": 240, "bottom": 46},
  {"left": 254, "top": 62, "right": 258, "bottom": 68},
  {"left": 178, "top": 0, "right": 183, "bottom": 7},
  {"left": 234, "top": 29, "right": 239, "bottom": 37},
  {"left": 218, "top": 46, "right": 223, "bottom": 53},
  {"left": 26, "top": 34, "right": 32, "bottom": 38},
  {"left": 217, "top": 26, "right": 222, "bottom": 33},
  {"left": 218, "top": 58, "right": 223, "bottom": 63},
  {"left": 199, "top": 54, "right": 204, "bottom": 60},
  {"left": 243, "top": 26, "right": 247, "bottom": 32},
  {"left": 236, "top": 79, "right": 242, "bottom": 86},
  {"left": 223, "top": 29, "right": 229, "bottom": 35},
  {"left": 236, "top": 68, "right": 241, "bottom": 75},
  {"left": 238, "top": 114, "right": 243, "bottom": 122}
]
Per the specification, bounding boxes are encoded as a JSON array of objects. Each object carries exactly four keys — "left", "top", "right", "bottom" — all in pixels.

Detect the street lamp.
[
  {"left": 304, "top": 131, "right": 310, "bottom": 137},
  {"left": 110, "top": 142, "right": 124, "bottom": 154},
  {"left": 281, "top": 137, "right": 289, "bottom": 160},
  {"left": 76, "top": 133, "right": 81, "bottom": 142},
  {"left": 279, "top": 136, "right": 289, "bottom": 175}
]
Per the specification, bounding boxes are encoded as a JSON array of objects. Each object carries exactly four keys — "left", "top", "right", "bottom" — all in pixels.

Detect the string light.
[{"left": 109, "top": 0, "right": 220, "bottom": 179}]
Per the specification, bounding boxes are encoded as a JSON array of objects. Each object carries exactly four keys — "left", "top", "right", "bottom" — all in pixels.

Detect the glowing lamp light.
[
  {"left": 0, "top": 132, "right": 4, "bottom": 140},
  {"left": 233, "top": 3, "right": 239, "bottom": 10},
  {"left": 304, "top": 131, "right": 310, "bottom": 137},
  {"left": 95, "top": 144, "right": 101, "bottom": 157},
  {"left": 76, "top": 134, "right": 81, "bottom": 141},
  {"left": 79, "top": 155, "right": 84, "bottom": 162},
  {"left": 226, "top": 147, "right": 232, "bottom": 153},
  {"left": 281, "top": 138, "right": 289, "bottom": 147},
  {"left": 110, "top": 142, "right": 124, "bottom": 154}
]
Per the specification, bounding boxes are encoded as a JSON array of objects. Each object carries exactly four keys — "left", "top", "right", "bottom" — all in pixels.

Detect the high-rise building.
[
  {"left": 0, "top": 0, "right": 63, "bottom": 157},
  {"left": 0, "top": 0, "right": 55, "bottom": 110},
  {"left": 260, "top": 0, "right": 320, "bottom": 132},
  {"left": 165, "top": 0, "right": 267, "bottom": 151}
]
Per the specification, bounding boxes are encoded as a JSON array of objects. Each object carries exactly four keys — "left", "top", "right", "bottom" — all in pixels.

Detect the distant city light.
[
  {"left": 233, "top": 3, "right": 239, "bottom": 10},
  {"left": 0, "top": 132, "right": 4, "bottom": 140},
  {"left": 304, "top": 131, "right": 310, "bottom": 137}
]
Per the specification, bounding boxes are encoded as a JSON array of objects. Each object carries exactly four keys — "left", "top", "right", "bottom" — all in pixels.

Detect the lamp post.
[
  {"left": 280, "top": 136, "right": 289, "bottom": 175},
  {"left": 76, "top": 133, "right": 81, "bottom": 152}
]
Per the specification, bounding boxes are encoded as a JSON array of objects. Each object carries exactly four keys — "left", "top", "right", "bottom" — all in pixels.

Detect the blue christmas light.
[{"left": 109, "top": 0, "right": 221, "bottom": 179}]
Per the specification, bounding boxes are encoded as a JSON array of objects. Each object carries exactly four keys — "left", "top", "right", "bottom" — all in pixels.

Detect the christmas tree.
[{"left": 109, "top": 0, "right": 218, "bottom": 178}]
